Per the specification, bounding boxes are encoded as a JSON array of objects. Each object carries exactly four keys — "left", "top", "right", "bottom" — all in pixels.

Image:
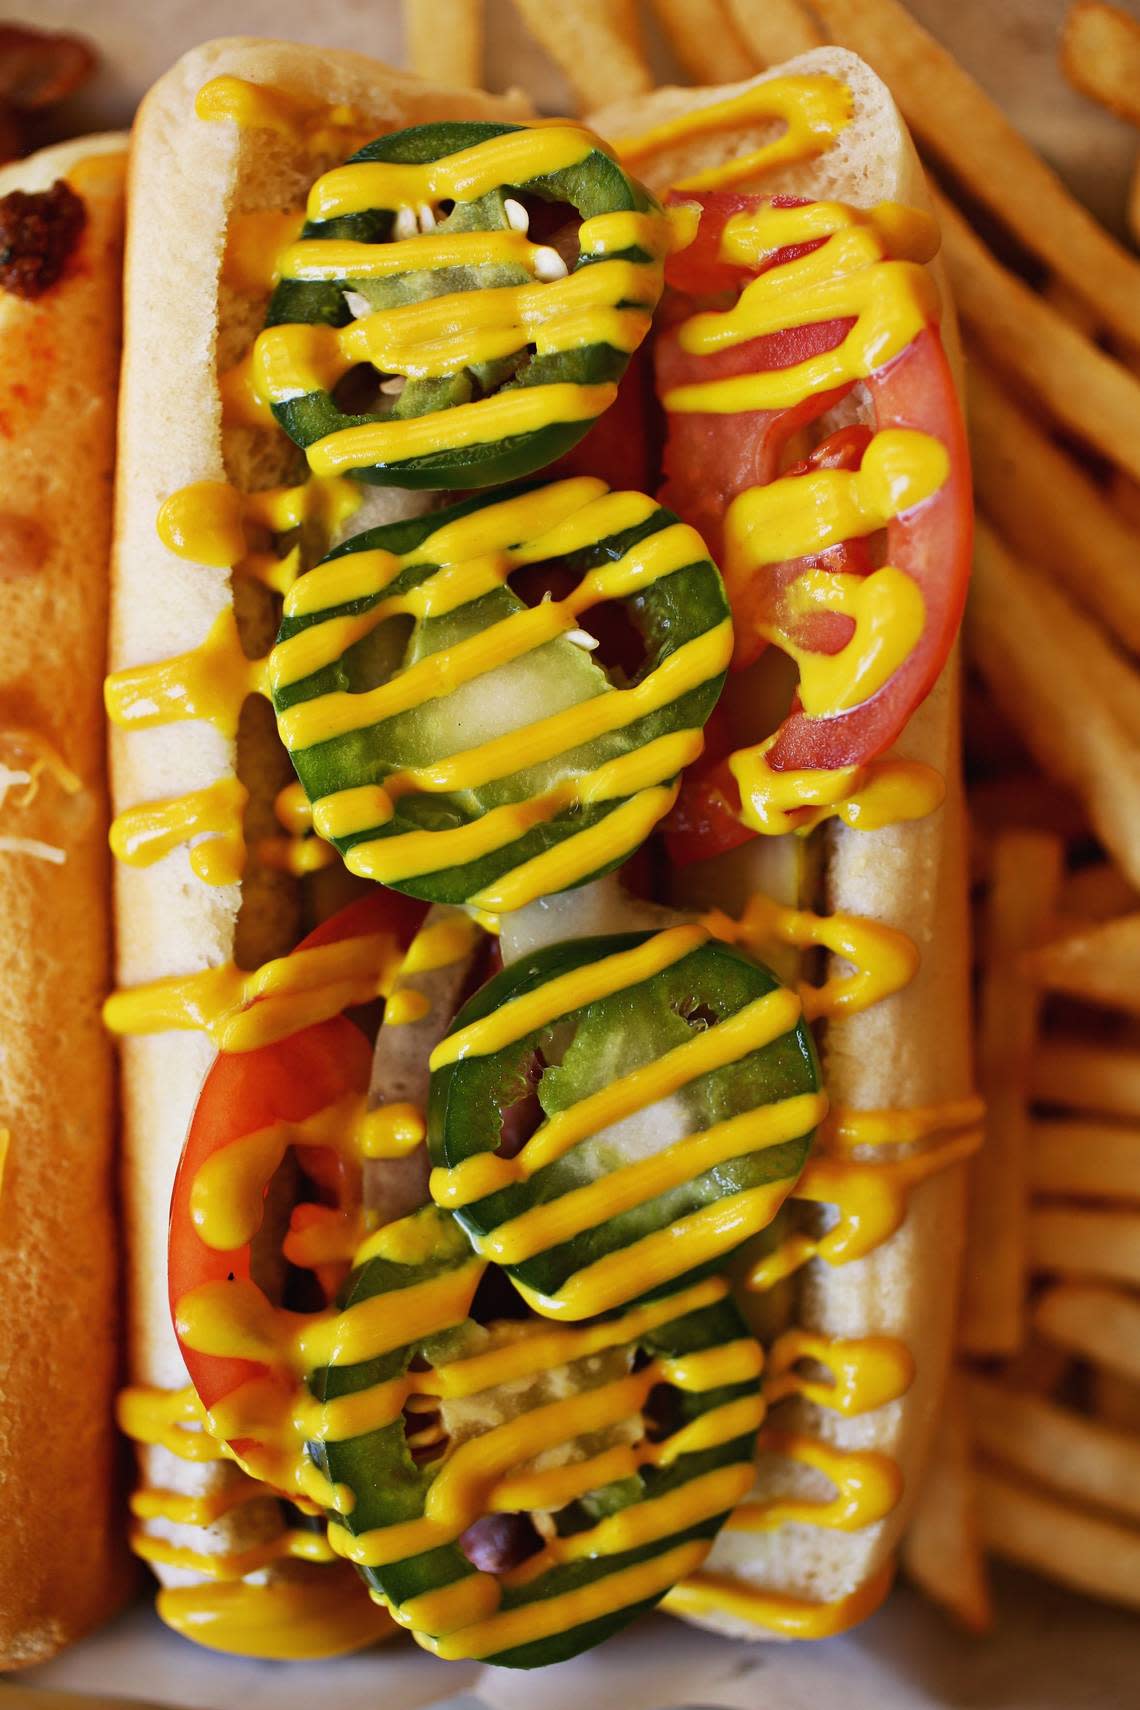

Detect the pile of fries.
[{"left": 403, "top": 0, "right": 1140, "bottom": 1630}]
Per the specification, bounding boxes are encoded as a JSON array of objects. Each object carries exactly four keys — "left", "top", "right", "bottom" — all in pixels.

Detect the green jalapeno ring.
[
  {"left": 428, "top": 932, "right": 823, "bottom": 1316},
  {"left": 272, "top": 484, "right": 729, "bottom": 908},
  {"left": 307, "top": 1208, "right": 761, "bottom": 1669},
  {"left": 263, "top": 121, "right": 667, "bottom": 489}
]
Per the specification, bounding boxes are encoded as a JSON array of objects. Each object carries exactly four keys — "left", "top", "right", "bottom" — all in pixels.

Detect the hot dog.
[
  {"left": 0, "top": 131, "right": 133, "bottom": 1668},
  {"left": 99, "top": 35, "right": 973, "bottom": 1669}
]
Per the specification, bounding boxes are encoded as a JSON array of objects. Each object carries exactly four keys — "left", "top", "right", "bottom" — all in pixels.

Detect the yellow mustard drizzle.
[
  {"left": 666, "top": 204, "right": 940, "bottom": 417},
  {"left": 417, "top": 1542, "right": 710, "bottom": 1661},
  {"left": 117, "top": 1383, "right": 230, "bottom": 1464},
  {"left": 223, "top": 209, "right": 307, "bottom": 294},
  {"left": 270, "top": 479, "right": 728, "bottom": 907},
  {"left": 703, "top": 893, "right": 919, "bottom": 1022},
  {"left": 660, "top": 196, "right": 949, "bottom": 838},
  {"left": 508, "top": 1182, "right": 799, "bottom": 1324},
  {"left": 130, "top": 1475, "right": 265, "bottom": 1527},
  {"left": 743, "top": 1098, "right": 983, "bottom": 1291},
  {"left": 730, "top": 750, "right": 946, "bottom": 838},
  {"left": 110, "top": 777, "right": 249, "bottom": 887},
  {"left": 274, "top": 779, "right": 313, "bottom": 832},
  {"left": 468, "top": 1086, "right": 825, "bottom": 1261},
  {"left": 319, "top": 1329, "right": 764, "bottom": 1662},
  {"left": 615, "top": 74, "right": 853, "bottom": 193},
  {"left": 431, "top": 923, "right": 706, "bottom": 1071},
  {"left": 735, "top": 1429, "right": 902, "bottom": 1532},
  {"left": 763, "top": 1329, "right": 915, "bottom": 1416},
  {"left": 117, "top": 1383, "right": 391, "bottom": 1659},
  {"left": 494, "top": 1459, "right": 754, "bottom": 1587},
  {"left": 106, "top": 434, "right": 359, "bottom": 890},
  {"left": 328, "top": 1361, "right": 761, "bottom": 1570},
  {"left": 257, "top": 772, "right": 338, "bottom": 876},
  {"left": 826, "top": 1095, "right": 986, "bottom": 1155},
  {"left": 724, "top": 431, "right": 945, "bottom": 718},
  {"left": 156, "top": 1566, "right": 393, "bottom": 1660},
  {"left": 256, "top": 832, "right": 339, "bottom": 875},
  {"left": 747, "top": 1127, "right": 982, "bottom": 1294},
  {"left": 664, "top": 1557, "right": 894, "bottom": 1638},
  {"left": 171, "top": 1236, "right": 746, "bottom": 1522},
  {"left": 104, "top": 608, "right": 266, "bottom": 740},
  {"left": 131, "top": 1521, "right": 336, "bottom": 1579},
  {"left": 255, "top": 249, "right": 659, "bottom": 394},
  {"left": 191, "top": 1093, "right": 364, "bottom": 1250},
  {"left": 307, "top": 127, "right": 616, "bottom": 222},
  {"left": 103, "top": 927, "right": 408, "bottom": 1051},
  {"left": 156, "top": 475, "right": 360, "bottom": 584},
  {"left": 195, "top": 75, "right": 367, "bottom": 157},
  {"left": 315, "top": 384, "right": 618, "bottom": 479},
  {"left": 220, "top": 350, "right": 278, "bottom": 429},
  {"left": 359, "top": 1102, "right": 426, "bottom": 1159}
]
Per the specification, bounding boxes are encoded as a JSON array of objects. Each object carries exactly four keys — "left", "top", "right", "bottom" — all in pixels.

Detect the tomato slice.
[
  {"left": 658, "top": 191, "right": 972, "bottom": 859},
  {"left": 665, "top": 191, "right": 829, "bottom": 297},
  {"left": 168, "top": 889, "right": 426, "bottom": 1441}
]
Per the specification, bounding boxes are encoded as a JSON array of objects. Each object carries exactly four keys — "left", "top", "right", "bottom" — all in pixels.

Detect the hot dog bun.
[
  {"left": 0, "top": 133, "right": 132, "bottom": 1667},
  {"left": 589, "top": 49, "right": 972, "bottom": 1637},
  {"left": 108, "top": 38, "right": 531, "bottom": 1649}
]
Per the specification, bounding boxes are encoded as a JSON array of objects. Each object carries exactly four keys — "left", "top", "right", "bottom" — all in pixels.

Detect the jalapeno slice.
[
  {"left": 308, "top": 1206, "right": 762, "bottom": 1667},
  {"left": 256, "top": 120, "right": 668, "bottom": 488},
  {"left": 271, "top": 478, "right": 730, "bottom": 910},
  {"left": 428, "top": 927, "right": 824, "bottom": 1319}
]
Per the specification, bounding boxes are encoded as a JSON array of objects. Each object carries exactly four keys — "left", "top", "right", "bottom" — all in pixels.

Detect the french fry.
[
  {"left": 510, "top": 0, "right": 652, "bottom": 110},
  {"left": 966, "top": 526, "right": 1140, "bottom": 891},
  {"left": 967, "top": 774, "right": 1087, "bottom": 843},
  {"left": 901, "top": 1375, "right": 992, "bottom": 1633},
  {"left": 975, "top": 1464, "right": 1140, "bottom": 1610},
  {"left": 404, "top": 0, "right": 484, "bottom": 88},
  {"left": 649, "top": 0, "right": 755, "bottom": 84},
  {"left": 1130, "top": 152, "right": 1140, "bottom": 248},
  {"left": 967, "top": 1376, "right": 1140, "bottom": 1525},
  {"left": 1026, "top": 914, "right": 1140, "bottom": 1017},
  {"left": 966, "top": 364, "right": 1140, "bottom": 657},
  {"left": 1030, "top": 1206, "right": 1140, "bottom": 1287},
  {"left": 1032, "top": 1039, "right": 1140, "bottom": 1119},
  {"left": 937, "top": 191, "right": 1140, "bottom": 485},
  {"left": 1109, "top": 465, "right": 1140, "bottom": 529},
  {"left": 1061, "top": 1, "right": 1140, "bottom": 128},
  {"left": 1035, "top": 1282, "right": 1140, "bottom": 1384},
  {"left": 999, "top": 1338, "right": 1072, "bottom": 1400},
  {"left": 725, "top": 0, "right": 823, "bottom": 65},
  {"left": 1042, "top": 275, "right": 1102, "bottom": 342},
  {"left": 1030, "top": 1118, "right": 1140, "bottom": 1201},
  {"left": 1093, "top": 1368, "right": 1140, "bottom": 1433},
  {"left": 960, "top": 828, "right": 1063, "bottom": 1355},
  {"left": 1060, "top": 862, "right": 1139, "bottom": 923},
  {"left": 811, "top": 0, "right": 1140, "bottom": 350}
]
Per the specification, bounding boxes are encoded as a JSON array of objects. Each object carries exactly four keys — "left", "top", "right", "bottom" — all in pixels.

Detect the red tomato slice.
[
  {"left": 767, "top": 328, "right": 972, "bottom": 774},
  {"left": 665, "top": 191, "right": 827, "bottom": 296},
  {"left": 658, "top": 192, "right": 972, "bottom": 859},
  {"left": 168, "top": 889, "right": 426, "bottom": 1438}
]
